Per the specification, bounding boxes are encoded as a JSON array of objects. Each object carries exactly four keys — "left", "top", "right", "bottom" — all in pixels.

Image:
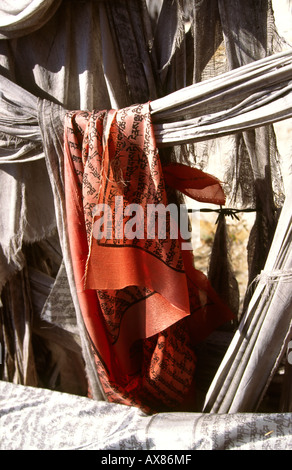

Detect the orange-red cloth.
[{"left": 64, "top": 103, "right": 233, "bottom": 413}]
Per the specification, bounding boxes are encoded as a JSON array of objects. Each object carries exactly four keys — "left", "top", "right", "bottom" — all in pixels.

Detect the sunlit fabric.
[{"left": 64, "top": 102, "right": 233, "bottom": 412}]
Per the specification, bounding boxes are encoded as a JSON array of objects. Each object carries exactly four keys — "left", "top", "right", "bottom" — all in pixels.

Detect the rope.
[{"left": 187, "top": 206, "right": 257, "bottom": 223}]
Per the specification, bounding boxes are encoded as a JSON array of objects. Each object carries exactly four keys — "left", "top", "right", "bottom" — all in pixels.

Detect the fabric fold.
[
  {"left": 0, "top": 0, "right": 62, "bottom": 40},
  {"left": 64, "top": 101, "right": 233, "bottom": 412},
  {"left": 37, "top": 98, "right": 106, "bottom": 401},
  {"left": 162, "top": 162, "right": 226, "bottom": 204}
]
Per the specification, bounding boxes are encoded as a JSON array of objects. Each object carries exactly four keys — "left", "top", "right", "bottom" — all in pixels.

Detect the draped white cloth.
[
  {"left": 151, "top": 50, "right": 292, "bottom": 145},
  {"left": 1, "top": 48, "right": 292, "bottom": 155},
  {"left": 1, "top": 380, "right": 292, "bottom": 450},
  {"left": 204, "top": 174, "right": 292, "bottom": 413},
  {"left": 0, "top": 0, "right": 62, "bottom": 39},
  {"left": 0, "top": 0, "right": 292, "bottom": 425}
]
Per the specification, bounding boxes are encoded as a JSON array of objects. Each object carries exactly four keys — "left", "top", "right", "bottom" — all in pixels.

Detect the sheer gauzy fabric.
[
  {"left": 63, "top": 103, "right": 233, "bottom": 412},
  {"left": 0, "top": 77, "right": 56, "bottom": 293},
  {"left": 0, "top": 1, "right": 62, "bottom": 40},
  {"left": 0, "top": 0, "right": 130, "bottom": 396},
  {"left": 1, "top": 53, "right": 292, "bottom": 410},
  {"left": 203, "top": 175, "right": 292, "bottom": 413}
]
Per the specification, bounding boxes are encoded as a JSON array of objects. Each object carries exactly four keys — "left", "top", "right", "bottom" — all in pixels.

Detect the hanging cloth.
[
  {"left": 63, "top": 101, "right": 233, "bottom": 412},
  {"left": 203, "top": 174, "right": 292, "bottom": 413}
]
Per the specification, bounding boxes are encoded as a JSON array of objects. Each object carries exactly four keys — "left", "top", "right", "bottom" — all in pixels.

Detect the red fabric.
[
  {"left": 163, "top": 162, "right": 226, "bottom": 205},
  {"left": 64, "top": 103, "right": 233, "bottom": 413}
]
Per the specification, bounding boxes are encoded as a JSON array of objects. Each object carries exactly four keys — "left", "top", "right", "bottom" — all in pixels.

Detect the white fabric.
[
  {"left": 204, "top": 174, "right": 292, "bottom": 413},
  {"left": 0, "top": 380, "right": 292, "bottom": 450},
  {"left": 151, "top": 49, "right": 292, "bottom": 145},
  {"left": 0, "top": 0, "right": 62, "bottom": 39},
  {"left": 37, "top": 98, "right": 106, "bottom": 401},
  {"left": 0, "top": 2, "right": 291, "bottom": 415},
  {"left": 1, "top": 49, "right": 292, "bottom": 151},
  {"left": 0, "top": 75, "right": 56, "bottom": 291}
]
